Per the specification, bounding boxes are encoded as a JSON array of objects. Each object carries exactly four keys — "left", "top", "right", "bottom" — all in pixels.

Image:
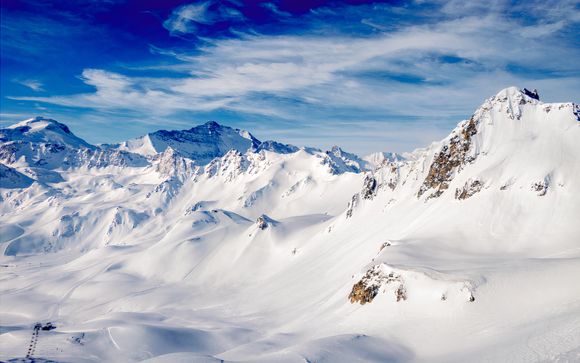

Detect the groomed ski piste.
[{"left": 1, "top": 87, "right": 579, "bottom": 362}]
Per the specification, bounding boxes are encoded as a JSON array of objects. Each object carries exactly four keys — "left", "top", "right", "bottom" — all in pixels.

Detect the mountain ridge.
[{"left": 1, "top": 87, "right": 579, "bottom": 363}]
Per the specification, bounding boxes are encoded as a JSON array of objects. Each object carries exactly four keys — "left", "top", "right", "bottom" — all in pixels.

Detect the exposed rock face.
[
  {"left": 345, "top": 174, "right": 378, "bottom": 218},
  {"left": 153, "top": 147, "right": 196, "bottom": 179},
  {"left": 324, "top": 146, "right": 367, "bottom": 173},
  {"left": 0, "top": 139, "right": 147, "bottom": 170},
  {"left": 532, "top": 179, "right": 549, "bottom": 196},
  {"left": 418, "top": 117, "right": 478, "bottom": 199},
  {"left": 349, "top": 280, "right": 379, "bottom": 305},
  {"left": 256, "top": 214, "right": 272, "bottom": 230},
  {"left": 345, "top": 193, "right": 359, "bottom": 219},
  {"left": 361, "top": 174, "right": 377, "bottom": 200},
  {"left": 349, "top": 265, "right": 403, "bottom": 305},
  {"left": 395, "top": 284, "right": 407, "bottom": 302},
  {"left": 203, "top": 150, "right": 272, "bottom": 182},
  {"left": 385, "top": 164, "right": 400, "bottom": 190},
  {"left": 455, "top": 179, "right": 483, "bottom": 200},
  {"left": 204, "top": 150, "right": 248, "bottom": 180},
  {"left": 379, "top": 241, "right": 391, "bottom": 252},
  {"left": 522, "top": 88, "right": 540, "bottom": 100},
  {"left": 371, "top": 161, "right": 401, "bottom": 192},
  {"left": 349, "top": 264, "right": 476, "bottom": 305}
]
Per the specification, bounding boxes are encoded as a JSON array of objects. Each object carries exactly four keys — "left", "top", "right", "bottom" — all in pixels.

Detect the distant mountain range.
[{"left": 1, "top": 87, "right": 579, "bottom": 363}]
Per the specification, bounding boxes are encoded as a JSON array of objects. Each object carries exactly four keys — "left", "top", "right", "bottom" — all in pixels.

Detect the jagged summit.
[
  {"left": 491, "top": 86, "right": 542, "bottom": 106},
  {"left": 325, "top": 145, "right": 369, "bottom": 173},
  {"left": 384, "top": 86, "right": 579, "bottom": 201},
  {"left": 0, "top": 117, "right": 365, "bottom": 175},
  {"left": 115, "top": 121, "right": 261, "bottom": 162},
  {"left": 522, "top": 88, "right": 540, "bottom": 100},
  {"left": 255, "top": 140, "right": 299, "bottom": 154},
  {"left": 493, "top": 86, "right": 540, "bottom": 101},
  {"left": 1, "top": 116, "right": 94, "bottom": 148}
]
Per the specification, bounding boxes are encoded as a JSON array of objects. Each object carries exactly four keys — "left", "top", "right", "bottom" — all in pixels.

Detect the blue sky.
[{"left": 1, "top": 0, "right": 579, "bottom": 154}]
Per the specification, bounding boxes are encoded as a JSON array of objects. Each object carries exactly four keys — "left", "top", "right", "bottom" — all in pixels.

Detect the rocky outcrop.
[
  {"left": 361, "top": 174, "right": 377, "bottom": 200},
  {"left": 349, "top": 265, "right": 404, "bottom": 305},
  {"left": 153, "top": 147, "right": 197, "bottom": 179},
  {"left": 455, "top": 179, "right": 483, "bottom": 200},
  {"left": 345, "top": 193, "right": 359, "bottom": 219},
  {"left": 256, "top": 214, "right": 277, "bottom": 230},
  {"left": 418, "top": 117, "right": 478, "bottom": 199},
  {"left": 384, "top": 164, "right": 400, "bottom": 190},
  {"left": 349, "top": 279, "right": 379, "bottom": 305},
  {"left": 532, "top": 179, "right": 549, "bottom": 196},
  {"left": 320, "top": 146, "right": 368, "bottom": 174},
  {"left": 379, "top": 241, "right": 391, "bottom": 252},
  {"left": 349, "top": 264, "right": 476, "bottom": 305},
  {"left": 522, "top": 88, "right": 540, "bottom": 100},
  {"left": 256, "top": 215, "right": 268, "bottom": 230},
  {"left": 204, "top": 150, "right": 249, "bottom": 181}
]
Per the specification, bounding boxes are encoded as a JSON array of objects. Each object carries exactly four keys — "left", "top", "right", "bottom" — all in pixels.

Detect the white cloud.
[
  {"left": 15, "top": 79, "right": 44, "bottom": 91},
  {"left": 519, "top": 21, "right": 567, "bottom": 38},
  {"left": 163, "top": 1, "right": 244, "bottom": 36},
  {"left": 164, "top": 2, "right": 211, "bottom": 35},
  {"left": 9, "top": 1, "right": 580, "bottom": 153},
  {"left": 261, "top": 3, "right": 291, "bottom": 17}
]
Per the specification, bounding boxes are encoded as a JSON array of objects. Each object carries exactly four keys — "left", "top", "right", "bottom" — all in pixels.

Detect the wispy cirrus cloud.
[
  {"left": 6, "top": 0, "right": 580, "bottom": 153},
  {"left": 261, "top": 3, "right": 291, "bottom": 18},
  {"left": 14, "top": 79, "right": 44, "bottom": 91},
  {"left": 163, "top": 0, "right": 245, "bottom": 36}
]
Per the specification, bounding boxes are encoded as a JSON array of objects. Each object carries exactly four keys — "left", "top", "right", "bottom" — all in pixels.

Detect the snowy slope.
[
  {"left": 0, "top": 87, "right": 579, "bottom": 363},
  {"left": 0, "top": 163, "right": 34, "bottom": 189},
  {"left": 362, "top": 151, "right": 404, "bottom": 169}
]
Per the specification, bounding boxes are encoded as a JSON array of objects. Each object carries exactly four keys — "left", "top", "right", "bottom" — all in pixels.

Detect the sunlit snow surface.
[{"left": 1, "top": 88, "right": 579, "bottom": 362}]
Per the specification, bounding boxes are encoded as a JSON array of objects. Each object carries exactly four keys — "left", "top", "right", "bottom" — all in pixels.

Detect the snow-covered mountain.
[
  {"left": 110, "top": 120, "right": 300, "bottom": 165},
  {"left": 1, "top": 87, "right": 579, "bottom": 363},
  {"left": 111, "top": 121, "right": 261, "bottom": 161},
  {"left": 0, "top": 116, "right": 94, "bottom": 149},
  {"left": 0, "top": 117, "right": 148, "bottom": 173},
  {"left": 362, "top": 151, "right": 404, "bottom": 169}
]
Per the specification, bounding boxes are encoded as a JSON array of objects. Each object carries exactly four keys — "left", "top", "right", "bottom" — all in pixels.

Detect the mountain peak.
[
  {"left": 324, "top": 145, "right": 368, "bottom": 173},
  {"left": 118, "top": 121, "right": 261, "bottom": 162},
  {"left": 8, "top": 116, "right": 71, "bottom": 133},
  {"left": 202, "top": 120, "right": 221, "bottom": 128},
  {"left": 1, "top": 116, "right": 93, "bottom": 148},
  {"left": 493, "top": 86, "right": 540, "bottom": 103}
]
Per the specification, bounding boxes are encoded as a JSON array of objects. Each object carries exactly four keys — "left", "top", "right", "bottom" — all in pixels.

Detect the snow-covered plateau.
[{"left": 1, "top": 87, "right": 579, "bottom": 362}]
